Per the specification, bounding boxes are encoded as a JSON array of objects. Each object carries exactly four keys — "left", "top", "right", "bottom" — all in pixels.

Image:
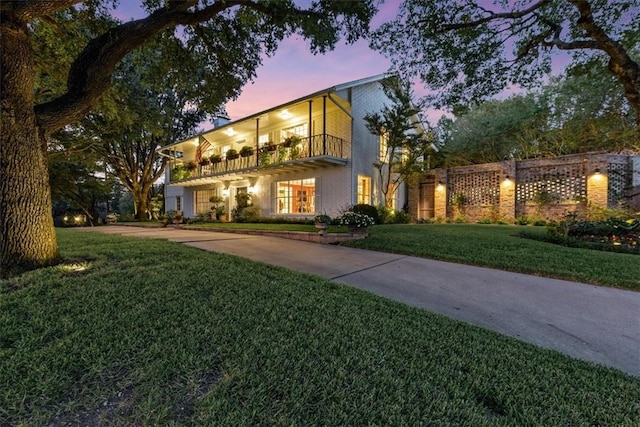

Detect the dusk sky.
[{"left": 111, "top": 1, "right": 571, "bottom": 127}]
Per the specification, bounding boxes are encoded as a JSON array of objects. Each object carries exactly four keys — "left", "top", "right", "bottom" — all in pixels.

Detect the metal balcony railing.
[{"left": 170, "top": 133, "right": 350, "bottom": 183}]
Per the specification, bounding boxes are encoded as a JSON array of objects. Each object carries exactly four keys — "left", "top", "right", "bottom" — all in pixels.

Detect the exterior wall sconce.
[
  {"left": 222, "top": 188, "right": 230, "bottom": 197},
  {"left": 248, "top": 186, "right": 256, "bottom": 194},
  {"left": 436, "top": 181, "right": 445, "bottom": 191}
]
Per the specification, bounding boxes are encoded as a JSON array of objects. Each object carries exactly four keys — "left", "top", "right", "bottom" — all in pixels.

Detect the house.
[{"left": 158, "top": 74, "right": 424, "bottom": 220}]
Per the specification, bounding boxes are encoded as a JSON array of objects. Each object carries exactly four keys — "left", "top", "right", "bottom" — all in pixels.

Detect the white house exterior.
[{"left": 158, "top": 74, "right": 418, "bottom": 220}]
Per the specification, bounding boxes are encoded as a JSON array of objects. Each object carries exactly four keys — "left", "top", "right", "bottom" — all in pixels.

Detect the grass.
[
  {"left": 1, "top": 229, "right": 639, "bottom": 425},
  {"left": 342, "top": 224, "right": 640, "bottom": 290}
]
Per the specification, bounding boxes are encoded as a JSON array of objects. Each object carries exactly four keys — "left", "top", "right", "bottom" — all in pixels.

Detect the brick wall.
[{"left": 414, "top": 153, "right": 639, "bottom": 222}]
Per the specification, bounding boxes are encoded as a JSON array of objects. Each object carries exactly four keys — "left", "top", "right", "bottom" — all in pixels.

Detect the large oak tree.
[
  {"left": 372, "top": 0, "right": 640, "bottom": 126},
  {"left": 0, "top": 0, "right": 374, "bottom": 277}
]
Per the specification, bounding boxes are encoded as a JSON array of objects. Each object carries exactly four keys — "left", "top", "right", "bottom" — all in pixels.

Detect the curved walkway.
[{"left": 81, "top": 226, "right": 640, "bottom": 377}]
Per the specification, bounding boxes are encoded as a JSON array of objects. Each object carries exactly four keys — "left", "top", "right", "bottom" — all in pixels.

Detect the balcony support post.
[
  {"left": 255, "top": 118, "right": 260, "bottom": 167},
  {"left": 308, "top": 100, "right": 313, "bottom": 156},
  {"left": 322, "top": 95, "right": 327, "bottom": 155}
]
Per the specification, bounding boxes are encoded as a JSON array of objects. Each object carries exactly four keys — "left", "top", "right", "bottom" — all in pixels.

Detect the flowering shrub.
[{"left": 339, "top": 211, "right": 375, "bottom": 228}]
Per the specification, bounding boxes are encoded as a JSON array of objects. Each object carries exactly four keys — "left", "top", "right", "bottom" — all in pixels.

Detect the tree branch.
[
  {"left": 2, "top": 0, "right": 79, "bottom": 19},
  {"left": 434, "top": 0, "right": 551, "bottom": 32},
  {"left": 35, "top": 0, "right": 253, "bottom": 135}
]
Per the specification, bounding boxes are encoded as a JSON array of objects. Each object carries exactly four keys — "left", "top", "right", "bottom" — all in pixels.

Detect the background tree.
[
  {"left": 90, "top": 38, "right": 213, "bottom": 220},
  {"left": 364, "top": 78, "right": 433, "bottom": 208},
  {"left": 437, "top": 94, "right": 548, "bottom": 166},
  {"left": 0, "top": 0, "right": 375, "bottom": 277},
  {"left": 437, "top": 62, "right": 639, "bottom": 166},
  {"left": 48, "top": 147, "right": 113, "bottom": 226},
  {"left": 372, "top": 0, "right": 640, "bottom": 126}
]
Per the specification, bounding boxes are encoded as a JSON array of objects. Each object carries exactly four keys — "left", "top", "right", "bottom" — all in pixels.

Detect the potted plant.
[
  {"left": 282, "top": 135, "right": 301, "bottom": 148},
  {"left": 185, "top": 161, "right": 197, "bottom": 172},
  {"left": 209, "top": 195, "right": 225, "bottom": 220},
  {"left": 314, "top": 213, "right": 332, "bottom": 235},
  {"left": 225, "top": 148, "right": 239, "bottom": 160},
  {"left": 209, "top": 153, "right": 222, "bottom": 164},
  {"left": 173, "top": 211, "right": 183, "bottom": 224},
  {"left": 264, "top": 141, "right": 277, "bottom": 152},
  {"left": 198, "top": 157, "right": 210, "bottom": 166},
  {"left": 339, "top": 211, "right": 375, "bottom": 234},
  {"left": 239, "top": 146, "right": 254, "bottom": 157}
]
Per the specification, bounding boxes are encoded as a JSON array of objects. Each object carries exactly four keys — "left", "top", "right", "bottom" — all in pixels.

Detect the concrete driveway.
[{"left": 80, "top": 226, "right": 640, "bottom": 377}]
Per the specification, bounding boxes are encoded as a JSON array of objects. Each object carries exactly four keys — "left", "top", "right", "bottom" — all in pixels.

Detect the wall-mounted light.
[
  {"left": 222, "top": 188, "right": 230, "bottom": 197},
  {"left": 248, "top": 186, "right": 256, "bottom": 195},
  {"left": 279, "top": 109, "right": 292, "bottom": 119},
  {"left": 224, "top": 127, "right": 235, "bottom": 136},
  {"left": 436, "top": 181, "right": 445, "bottom": 192}
]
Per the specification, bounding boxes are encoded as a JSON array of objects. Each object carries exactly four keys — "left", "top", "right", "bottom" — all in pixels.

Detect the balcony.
[{"left": 169, "top": 133, "right": 350, "bottom": 186}]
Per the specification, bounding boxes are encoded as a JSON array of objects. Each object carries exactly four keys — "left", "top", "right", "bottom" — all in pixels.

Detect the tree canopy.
[
  {"left": 437, "top": 62, "right": 639, "bottom": 166},
  {"left": 372, "top": 0, "right": 640, "bottom": 126}
]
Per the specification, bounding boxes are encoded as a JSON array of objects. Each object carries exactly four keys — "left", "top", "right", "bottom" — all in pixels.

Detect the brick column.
[
  {"left": 499, "top": 160, "right": 516, "bottom": 221},
  {"left": 587, "top": 164, "right": 608, "bottom": 208},
  {"left": 434, "top": 170, "right": 447, "bottom": 219}
]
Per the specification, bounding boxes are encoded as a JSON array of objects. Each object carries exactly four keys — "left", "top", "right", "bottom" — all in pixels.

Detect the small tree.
[{"left": 364, "top": 78, "right": 433, "bottom": 208}]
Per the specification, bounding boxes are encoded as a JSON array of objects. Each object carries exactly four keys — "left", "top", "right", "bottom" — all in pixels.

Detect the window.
[
  {"left": 176, "top": 196, "right": 182, "bottom": 212},
  {"left": 379, "top": 133, "right": 389, "bottom": 162},
  {"left": 282, "top": 123, "right": 308, "bottom": 141},
  {"left": 275, "top": 178, "right": 315, "bottom": 214},
  {"left": 357, "top": 175, "right": 371, "bottom": 205},
  {"left": 259, "top": 134, "right": 271, "bottom": 148},
  {"left": 195, "top": 189, "right": 218, "bottom": 215}
]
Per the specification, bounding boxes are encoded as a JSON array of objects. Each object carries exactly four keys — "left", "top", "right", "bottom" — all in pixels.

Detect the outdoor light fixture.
[
  {"left": 222, "top": 188, "right": 229, "bottom": 197},
  {"left": 248, "top": 186, "right": 256, "bottom": 194},
  {"left": 224, "top": 127, "right": 235, "bottom": 136},
  {"left": 279, "top": 109, "right": 292, "bottom": 119}
]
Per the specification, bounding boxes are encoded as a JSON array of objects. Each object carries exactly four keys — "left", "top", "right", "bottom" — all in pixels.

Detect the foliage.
[
  {"left": 225, "top": 149, "right": 239, "bottom": 160},
  {"left": 540, "top": 212, "right": 640, "bottom": 254},
  {"left": 232, "top": 192, "right": 257, "bottom": 222},
  {"left": 339, "top": 211, "right": 375, "bottom": 228},
  {"left": 314, "top": 214, "right": 332, "bottom": 225},
  {"left": 239, "top": 146, "right": 254, "bottom": 157},
  {"left": 48, "top": 148, "right": 113, "bottom": 226},
  {"left": 350, "top": 204, "right": 380, "bottom": 224},
  {"left": 209, "top": 154, "right": 222, "bottom": 164},
  {"left": 2, "top": 230, "right": 639, "bottom": 424},
  {"left": 343, "top": 224, "right": 640, "bottom": 290},
  {"left": 282, "top": 135, "right": 302, "bottom": 147},
  {"left": 372, "top": 0, "right": 640, "bottom": 125},
  {"left": 364, "top": 77, "right": 433, "bottom": 207},
  {"left": 376, "top": 205, "right": 411, "bottom": 224},
  {"left": 436, "top": 62, "right": 639, "bottom": 166}
]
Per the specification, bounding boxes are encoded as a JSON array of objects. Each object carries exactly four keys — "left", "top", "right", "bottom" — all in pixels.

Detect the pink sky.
[{"left": 111, "top": 1, "right": 570, "bottom": 126}]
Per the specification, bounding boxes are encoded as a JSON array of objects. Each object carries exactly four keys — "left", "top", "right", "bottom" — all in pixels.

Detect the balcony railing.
[{"left": 170, "top": 133, "right": 350, "bottom": 183}]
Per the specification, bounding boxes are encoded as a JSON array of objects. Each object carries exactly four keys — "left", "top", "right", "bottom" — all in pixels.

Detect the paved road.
[{"left": 80, "top": 226, "right": 640, "bottom": 377}]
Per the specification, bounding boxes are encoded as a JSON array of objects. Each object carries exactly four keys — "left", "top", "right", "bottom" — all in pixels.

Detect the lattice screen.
[
  {"left": 447, "top": 171, "right": 500, "bottom": 206},
  {"left": 516, "top": 164, "right": 586, "bottom": 203},
  {"left": 608, "top": 162, "right": 629, "bottom": 206}
]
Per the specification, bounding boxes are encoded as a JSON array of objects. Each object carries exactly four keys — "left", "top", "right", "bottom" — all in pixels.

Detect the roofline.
[{"left": 158, "top": 73, "right": 394, "bottom": 152}]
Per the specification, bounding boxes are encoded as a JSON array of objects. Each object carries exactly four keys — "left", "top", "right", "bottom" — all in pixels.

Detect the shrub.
[
  {"left": 351, "top": 204, "right": 379, "bottom": 224},
  {"left": 339, "top": 211, "right": 375, "bottom": 228}
]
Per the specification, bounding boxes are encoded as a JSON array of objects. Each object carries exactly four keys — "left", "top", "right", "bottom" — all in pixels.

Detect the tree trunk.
[{"left": 1, "top": 17, "right": 59, "bottom": 277}]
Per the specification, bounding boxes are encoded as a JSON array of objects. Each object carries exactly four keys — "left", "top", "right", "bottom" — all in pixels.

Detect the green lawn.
[
  {"left": 342, "top": 224, "right": 640, "bottom": 290},
  {"left": 1, "top": 229, "right": 639, "bottom": 425}
]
